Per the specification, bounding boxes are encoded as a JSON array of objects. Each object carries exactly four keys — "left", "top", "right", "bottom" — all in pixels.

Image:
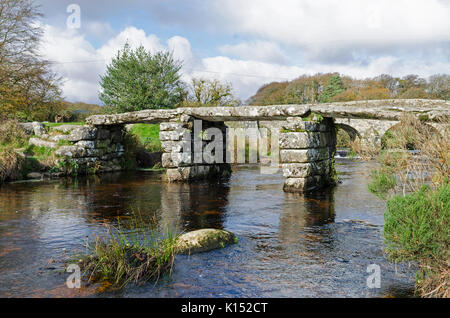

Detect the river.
[{"left": 0, "top": 159, "right": 416, "bottom": 297}]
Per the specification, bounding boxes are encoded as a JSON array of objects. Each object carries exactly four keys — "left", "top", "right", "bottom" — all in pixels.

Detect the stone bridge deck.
[{"left": 86, "top": 99, "right": 450, "bottom": 126}]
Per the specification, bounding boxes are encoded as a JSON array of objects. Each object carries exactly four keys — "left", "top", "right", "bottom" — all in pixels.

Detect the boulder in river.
[
  {"left": 26, "top": 172, "right": 42, "bottom": 179},
  {"left": 176, "top": 229, "right": 237, "bottom": 254}
]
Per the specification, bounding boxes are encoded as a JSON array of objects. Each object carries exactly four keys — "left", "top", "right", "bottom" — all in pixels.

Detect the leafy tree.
[
  {"left": 99, "top": 44, "right": 185, "bottom": 112},
  {"left": 427, "top": 74, "right": 450, "bottom": 100},
  {"left": 181, "top": 78, "right": 240, "bottom": 107},
  {"left": 399, "top": 87, "right": 428, "bottom": 99},
  {"left": 248, "top": 72, "right": 449, "bottom": 106},
  {"left": 318, "top": 75, "right": 344, "bottom": 103},
  {"left": 0, "top": 0, "right": 62, "bottom": 121},
  {"left": 373, "top": 74, "right": 399, "bottom": 96}
]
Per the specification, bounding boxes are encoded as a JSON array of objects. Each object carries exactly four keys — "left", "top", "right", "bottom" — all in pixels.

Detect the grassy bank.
[
  {"left": 0, "top": 120, "right": 87, "bottom": 183},
  {"left": 0, "top": 120, "right": 57, "bottom": 182},
  {"left": 364, "top": 114, "right": 450, "bottom": 298},
  {"left": 384, "top": 184, "right": 449, "bottom": 298},
  {"left": 0, "top": 120, "right": 164, "bottom": 183}
]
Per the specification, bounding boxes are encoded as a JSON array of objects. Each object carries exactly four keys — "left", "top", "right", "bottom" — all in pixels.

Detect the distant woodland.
[{"left": 248, "top": 73, "right": 450, "bottom": 105}]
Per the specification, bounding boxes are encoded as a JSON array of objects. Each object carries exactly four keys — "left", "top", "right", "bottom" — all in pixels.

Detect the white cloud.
[
  {"left": 40, "top": 18, "right": 450, "bottom": 104},
  {"left": 215, "top": 0, "right": 450, "bottom": 60},
  {"left": 219, "top": 41, "right": 287, "bottom": 64},
  {"left": 96, "top": 27, "right": 165, "bottom": 62},
  {"left": 85, "top": 21, "right": 115, "bottom": 41},
  {"left": 168, "top": 36, "right": 194, "bottom": 66}
]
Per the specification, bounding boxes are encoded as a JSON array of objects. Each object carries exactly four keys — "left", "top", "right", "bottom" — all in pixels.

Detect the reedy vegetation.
[
  {"left": 355, "top": 114, "right": 450, "bottom": 298},
  {"left": 79, "top": 213, "right": 178, "bottom": 288}
]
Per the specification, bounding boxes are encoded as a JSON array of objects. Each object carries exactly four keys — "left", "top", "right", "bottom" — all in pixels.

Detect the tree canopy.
[
  {"left": 248, "top": 73, "right": 450, "bottom": 105},
  {"left": 99, "top": 44, "right": 186, "bottom": 112},
  {"left": 0, "top": 0, "right": 62, "bottom": 121},
  {"left": 180, "top": 78, "right": 241, "bottom": 107}
]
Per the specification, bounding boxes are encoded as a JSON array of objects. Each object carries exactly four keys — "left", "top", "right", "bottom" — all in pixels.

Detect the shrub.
[
  {"left": 336, "top": 129, "right": 351, "bottom": 148},
  {"left": 384, "top": 184, "right": 449, "bottom": 297},
  {"left": 120, "top": 131, "right": 140, "bottom": 170},
  {"left": 365, "top": 114, "right": 449, "bottom": 297}
]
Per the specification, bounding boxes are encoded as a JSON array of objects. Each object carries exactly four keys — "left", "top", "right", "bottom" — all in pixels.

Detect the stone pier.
[{"left": 280, "top": 117, "right": 337, "bottom": 193}]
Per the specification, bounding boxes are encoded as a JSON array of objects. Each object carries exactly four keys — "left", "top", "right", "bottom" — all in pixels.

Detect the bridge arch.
[
  {"left": 335, "top": 123, "right": 361, "bottom": 141},
  {"left": 381, "top": 121, "right": 441, "bottom": 149}
]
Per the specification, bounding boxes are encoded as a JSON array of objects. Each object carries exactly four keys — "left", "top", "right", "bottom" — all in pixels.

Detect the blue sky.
[{"left": 37, "top": 0, "right": 450, "bottom": 104}]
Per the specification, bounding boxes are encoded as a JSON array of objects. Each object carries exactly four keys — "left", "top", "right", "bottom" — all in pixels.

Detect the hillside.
[{"left": 247, "top": 73, "right": 449, "bottom": 105}]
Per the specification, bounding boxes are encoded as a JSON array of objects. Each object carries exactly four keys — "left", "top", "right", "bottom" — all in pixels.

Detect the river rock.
[
  {"left": 26, "top": 172, "right": 42, "bottom": 179},
  {"left": 176, "top": 229, "right": 237, "bottom": 254},
  {"left": 19, "top": 122, "right": 46, "bottom": 136},
  {"left": 52, "top": 124, "right": 82, "bottom": 134},
  {"left": 29, "top": 138, "right": 57, "bottom": 149}
]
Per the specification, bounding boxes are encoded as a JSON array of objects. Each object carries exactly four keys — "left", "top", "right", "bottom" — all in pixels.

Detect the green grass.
[
  {"left": 57, "top": 139, "right": 72, "bottom": 147},
  {"left": 367, "top": 168, "right": 397, "bottom": 199},
  {"left": 384, "top": 184, "right": 449, "bottom": 263},
  {"left": 129, "top": 124, "right": 162, "bottom": 152},
  {"left": 44, "top": 122, "right": 84, "bottom": 128},
  {"left": 24, "top": 144, "right": 55, "bottom": 160},
  {"left": 383, "top": 184, "right": 449, "bottom": 297}
]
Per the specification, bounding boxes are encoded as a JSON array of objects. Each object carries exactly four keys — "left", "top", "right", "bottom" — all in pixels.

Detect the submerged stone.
[{"left": 176, "top": 229, "right": 237, "bottom": 254}]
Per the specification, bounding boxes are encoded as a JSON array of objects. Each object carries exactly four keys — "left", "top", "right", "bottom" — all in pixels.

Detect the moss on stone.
[{"left": 175, "top": 229, "right": 237, "bottom": 254}]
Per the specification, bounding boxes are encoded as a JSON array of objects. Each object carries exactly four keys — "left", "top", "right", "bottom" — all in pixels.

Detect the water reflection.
[{"left": 161, "top": 182, "right": 230, "bottom": 232}]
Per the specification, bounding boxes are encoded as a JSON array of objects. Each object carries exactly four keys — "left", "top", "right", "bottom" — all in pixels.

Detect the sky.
[{"left": 36, "top": 0, "right": 450, "bottom": 104}]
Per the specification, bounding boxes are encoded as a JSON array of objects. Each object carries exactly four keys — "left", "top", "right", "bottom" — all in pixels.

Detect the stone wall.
[
  {"left": 280, "top": 117, "right": 337, "bottom": 193},
  {"left": 54, "top": 125, "right": 125, "bottom": 173}
]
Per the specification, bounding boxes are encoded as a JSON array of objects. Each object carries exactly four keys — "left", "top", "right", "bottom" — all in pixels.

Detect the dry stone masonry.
[
  {"left": 280, "top": 117, "right": 337, "bottom": 193},
  {"left": 54, "top": 125, "right": 125, "bottom": 173}
]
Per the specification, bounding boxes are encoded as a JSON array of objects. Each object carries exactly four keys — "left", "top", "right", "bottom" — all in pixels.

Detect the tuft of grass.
[
  {"left": 0, "top": 147, "right": 24, "bottom": 183},
  {"left": 368, "top": 168, "right": 397, "bottom": 199},
  {"left": 24, "top": 144, "right": 57, "bottom": 168},
  {"left": 79, "top": 213, "right": 178, "bottom": 288},
  {"left": 0, "top": 120, "right": 28, "bottom": 148},
  {"left": 57, "top": 139, "right": 72, "bottom": 147}
]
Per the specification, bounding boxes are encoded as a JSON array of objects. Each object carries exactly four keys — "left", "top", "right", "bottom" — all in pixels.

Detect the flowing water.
[{"left": 0, "top": 159, "right": 415, "bottom": 297}]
